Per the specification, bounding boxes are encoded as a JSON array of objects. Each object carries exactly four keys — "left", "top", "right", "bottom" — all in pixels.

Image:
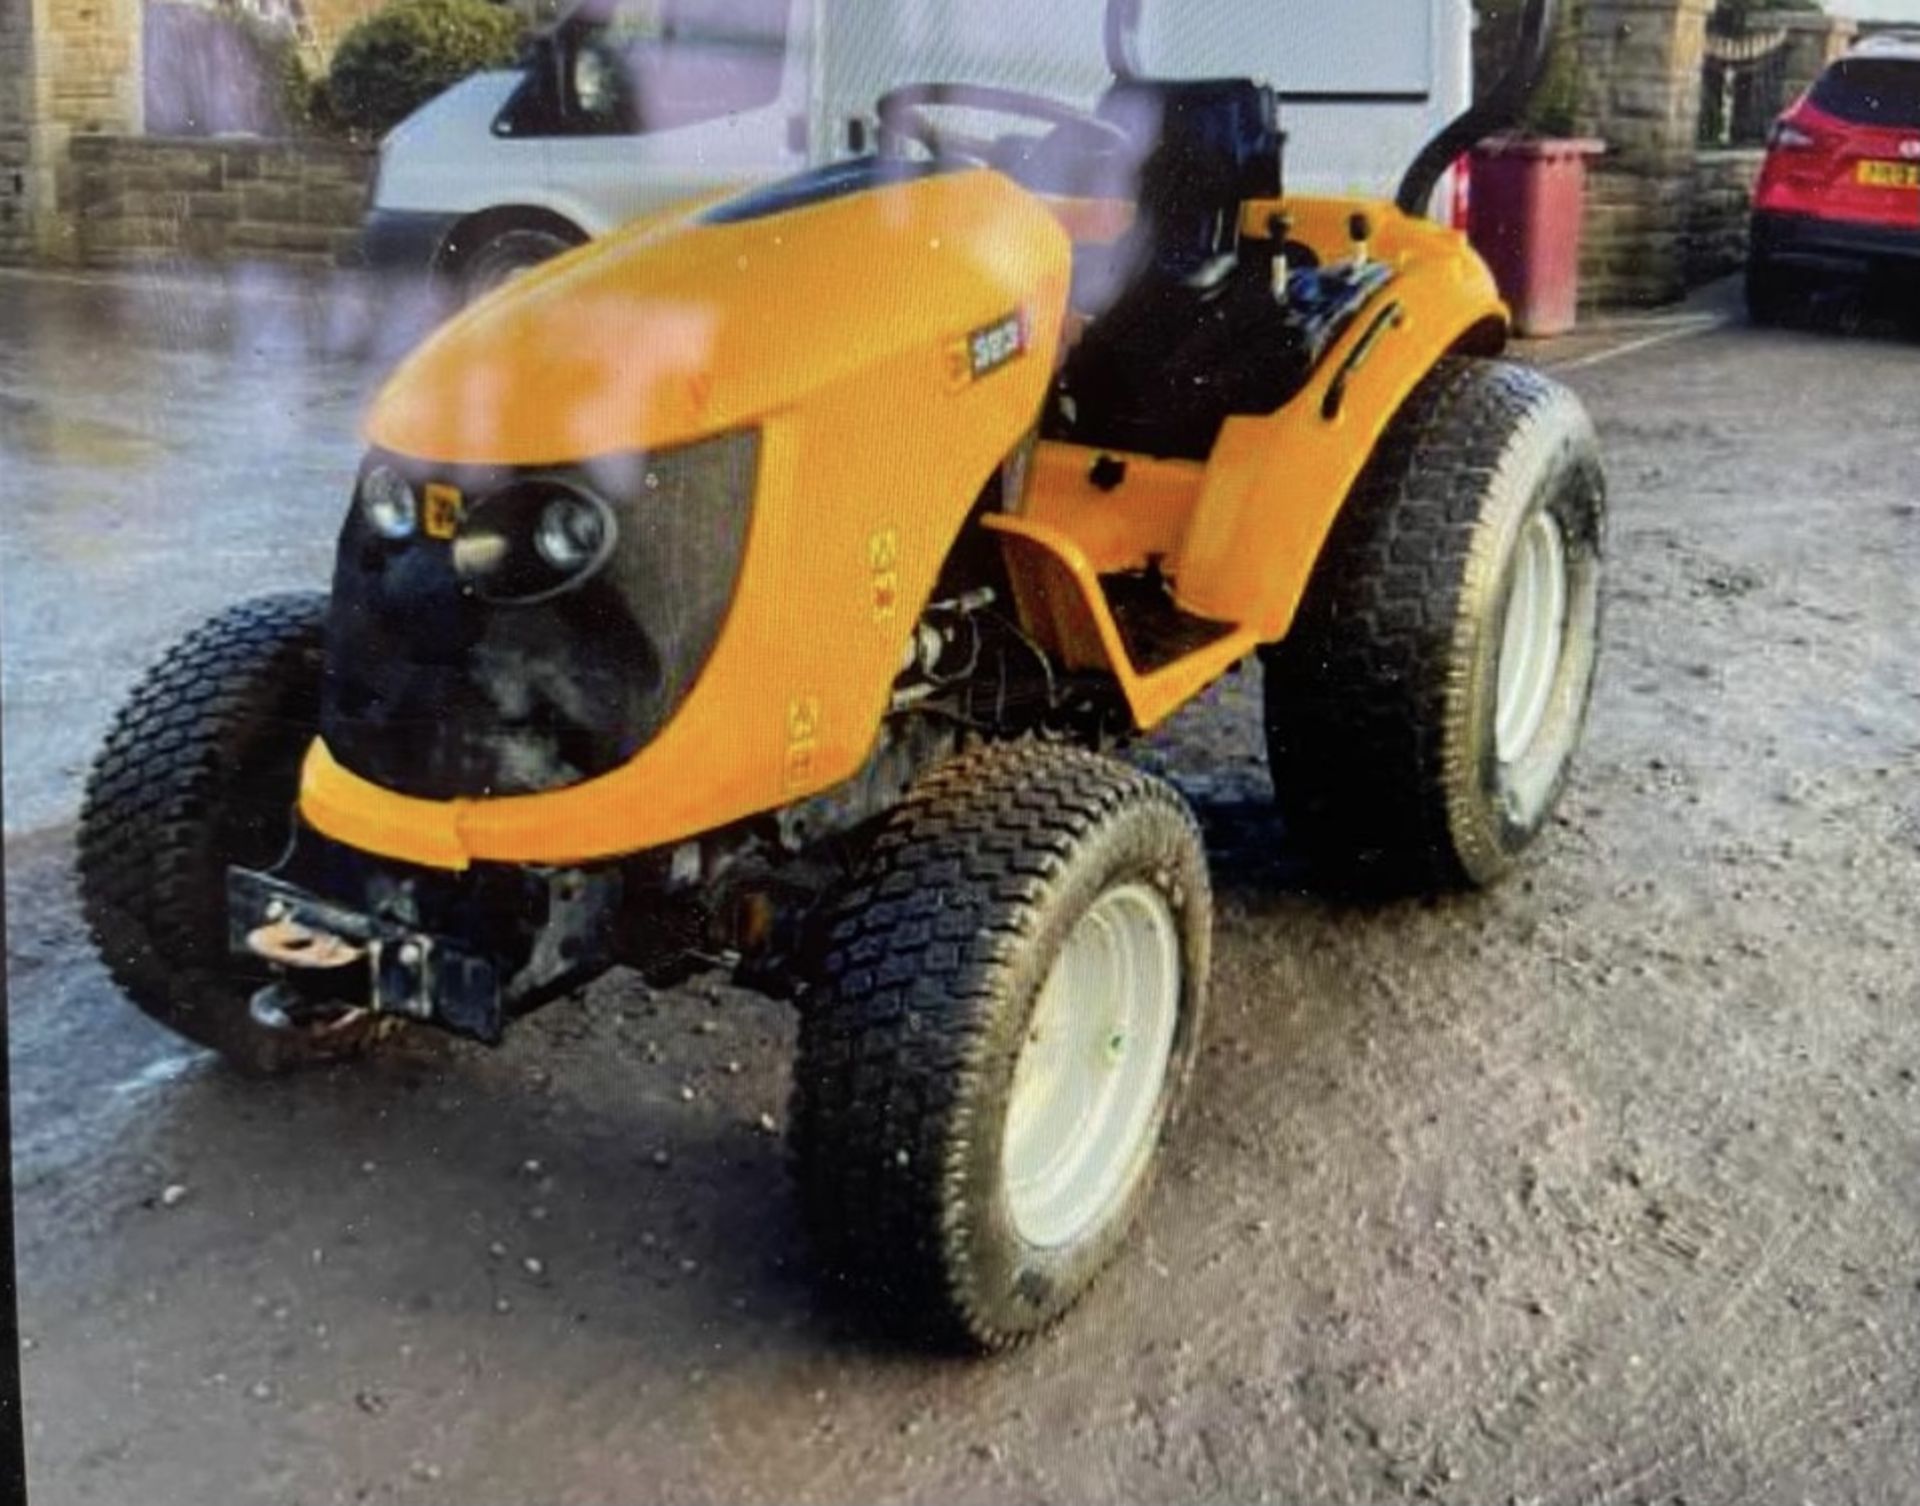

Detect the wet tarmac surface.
[
  {"left": 6, "top": 265, "right": 1920, "bottom": 1504},
  {"left": 0, "top": 266, "right": 452, "bottom": 834}
]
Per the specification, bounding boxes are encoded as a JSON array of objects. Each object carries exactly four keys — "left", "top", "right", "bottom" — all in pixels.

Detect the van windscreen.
[{"left": 562, "top": 0, "right": 790, "bottom": 134}]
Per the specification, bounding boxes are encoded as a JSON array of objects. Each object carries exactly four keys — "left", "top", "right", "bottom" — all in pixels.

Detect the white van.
[{"left": 358, "top": 0, "right": 1473, "bottom": 298}]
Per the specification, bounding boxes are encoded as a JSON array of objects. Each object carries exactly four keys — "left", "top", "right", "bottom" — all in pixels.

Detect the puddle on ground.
[{"left": 0, "top": 393, "right": 170, "bottom": 468}]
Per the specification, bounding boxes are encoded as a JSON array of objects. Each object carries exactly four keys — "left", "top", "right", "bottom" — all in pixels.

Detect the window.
[
  {"left": 499, "top": 0, "right": 792, "bottom": 138},
  {"left": 1810, "top": 58, "right": 1920, "bottom": 130}
]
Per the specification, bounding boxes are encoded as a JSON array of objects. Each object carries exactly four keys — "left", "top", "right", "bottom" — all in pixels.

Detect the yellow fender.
[{"left": 986, "top": 198, "right": 1507, "bottom": 731}]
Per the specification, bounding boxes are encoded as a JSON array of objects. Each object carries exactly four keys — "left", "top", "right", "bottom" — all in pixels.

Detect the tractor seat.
[
  {"left": 1085, "top": 77, "right": 1282, "bottom": 294},
  {"left": 1049, "top": 78, "right": 1290, "bottom": 459}
]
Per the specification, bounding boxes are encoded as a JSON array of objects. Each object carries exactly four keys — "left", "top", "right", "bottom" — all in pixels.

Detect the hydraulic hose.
[
  {"left": 1105, "top": 0, "right": 1143, "bottom": 79},
  {"left": 1397, "top": 0, "right": 1564, "bottom": 217}
]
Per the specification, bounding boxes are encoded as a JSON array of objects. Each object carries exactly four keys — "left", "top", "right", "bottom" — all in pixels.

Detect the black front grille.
[{"left": 321, "top": 436, "right": 758, "bottom": 801}]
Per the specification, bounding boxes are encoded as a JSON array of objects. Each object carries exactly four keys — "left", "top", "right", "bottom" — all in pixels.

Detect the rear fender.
[{"left": 1173, "top": 199, "right": 1510, "bottom": 638}]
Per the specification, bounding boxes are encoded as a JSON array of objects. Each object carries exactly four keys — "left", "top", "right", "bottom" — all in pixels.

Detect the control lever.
[
  {"left": 1349, "top": 212, "right": 1374, "bottom": 269},
  {"left": 1267, "top": 212, "right": 1295, "bottom": 303}
]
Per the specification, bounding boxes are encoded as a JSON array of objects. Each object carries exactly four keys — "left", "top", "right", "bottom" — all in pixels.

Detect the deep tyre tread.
[
  {"left": 76, "top": 593, "right": 379, "bottom": 1075},
  {"left": 1262, "top": 357, "right": 1607, "bottom": 894},
  {"left": 790, "top": 742, "right": 1212, "bottom": 1353}
]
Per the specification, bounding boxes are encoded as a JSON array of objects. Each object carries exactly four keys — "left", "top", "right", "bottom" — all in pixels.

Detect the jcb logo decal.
[
  {"left": 423, "top": 483, "right": 464, "bottom": 540},
  {"left": 785, "top": 695, "right": 822, "bottom": 790},
  {"left": 869, "top": 530, "right": 901, "bottom": 622}
]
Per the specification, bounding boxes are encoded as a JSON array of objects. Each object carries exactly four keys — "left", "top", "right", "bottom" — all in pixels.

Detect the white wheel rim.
[
  {"left": 1002, "top": 883, "right": 1182, "bottom": 1250},
  {"left": 1495, "top": 510, "right": 1570, "bottom": 765}
]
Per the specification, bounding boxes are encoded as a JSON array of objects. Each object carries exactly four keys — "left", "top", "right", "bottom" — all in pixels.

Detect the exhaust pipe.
[
  {"left": 1105, "top": 0, "right": 1143, "bottom": 79},
  {"left": 1397, "top": 0, "right": 1564, "bottom": 218}
]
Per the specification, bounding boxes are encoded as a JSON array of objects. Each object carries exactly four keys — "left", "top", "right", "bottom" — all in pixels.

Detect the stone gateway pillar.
[
  {"left": 1574, "top": 0, "right": 1715, "bottom": 308},
  {"left": 0, "top": 0, "right": 34, "bottom": 262},
  {"left": 1, "top": 0, "right": 143, "bottom": 263}
]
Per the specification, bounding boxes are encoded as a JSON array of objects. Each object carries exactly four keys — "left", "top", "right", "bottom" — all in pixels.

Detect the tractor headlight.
[
  {"left": 359, "top": 465, "right": 418, "bottom": 540},
  {"left": 534, "top": 492, "right": 609, "bottom": 572},
  {"left": 456, "top": 479, "right": 616, "bottom": 606}
]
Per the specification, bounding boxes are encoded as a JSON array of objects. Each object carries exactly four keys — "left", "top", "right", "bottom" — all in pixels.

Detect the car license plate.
[{"left": 1856, "top": 160, "right": 1920, "bottom": 189}]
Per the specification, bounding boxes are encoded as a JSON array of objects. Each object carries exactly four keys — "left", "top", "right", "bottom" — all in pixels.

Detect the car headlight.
[{"left": 359, "top": 464, "right": 418, "bottom": 540}]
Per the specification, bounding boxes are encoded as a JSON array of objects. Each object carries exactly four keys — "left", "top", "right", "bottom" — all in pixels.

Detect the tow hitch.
[{"left": 228, "top": 851, "right": 620, "bottom": 1045}]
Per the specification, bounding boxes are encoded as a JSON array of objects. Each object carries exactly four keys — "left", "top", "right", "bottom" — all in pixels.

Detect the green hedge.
[{"left": 325, "top": 0, "right": 525, "bottom": 139}]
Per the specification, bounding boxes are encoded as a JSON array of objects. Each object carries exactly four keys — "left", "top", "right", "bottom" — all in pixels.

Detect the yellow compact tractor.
[{"left": 80, "top": 0, "right": 1602, "bottom": 1347}]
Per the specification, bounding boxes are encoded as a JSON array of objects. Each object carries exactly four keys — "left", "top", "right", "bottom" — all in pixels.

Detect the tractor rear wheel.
[
  {"left": 1262, "top": 357, "right": 1606, "bottom": 894},
  {"left": 790, "top": 743, "right": 1211, "bottom": 1351},
  {"left": 77, "top": 593, "right": 391, "bottom": 1075}
]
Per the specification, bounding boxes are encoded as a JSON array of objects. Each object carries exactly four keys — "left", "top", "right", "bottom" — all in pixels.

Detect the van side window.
[{"left": 498, "top": 0, "right": 792, "bottom": 138}]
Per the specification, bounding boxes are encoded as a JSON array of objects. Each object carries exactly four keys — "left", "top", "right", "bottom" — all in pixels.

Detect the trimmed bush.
[{"left": 326, "top": 0, "right": 524, "bottom": 139}]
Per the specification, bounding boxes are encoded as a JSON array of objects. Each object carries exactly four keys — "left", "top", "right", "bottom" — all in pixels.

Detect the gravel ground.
[{"left": 5, "top": 267, "right": 1919, "bottom": 1505}]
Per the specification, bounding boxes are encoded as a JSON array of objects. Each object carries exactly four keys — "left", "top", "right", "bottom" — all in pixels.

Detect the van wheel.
[
  {"left": 1262, "top": 358, "right": 1606, "bottom": 894},
  {"left": 76, "top": 594, "right": 392, "bottom": 1075},
  {"left": 791, "top": 743, "right": 1211, "bottom": 1352},
  {"left": 459, "top": 226, "right": 580, "bottom": 302}
]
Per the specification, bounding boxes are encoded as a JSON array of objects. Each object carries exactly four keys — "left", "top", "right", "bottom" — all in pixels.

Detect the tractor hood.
[
  {"left": 311, "top": 158, "right": 1073, "bottom": 861},
  {"left": 365, "top": 160, "right": 1074, "bottom": 468}
]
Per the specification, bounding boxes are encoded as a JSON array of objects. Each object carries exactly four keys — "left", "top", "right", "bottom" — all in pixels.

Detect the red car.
[{"left": 1748, "top": 33, "right": 1920, "bottom": 323}]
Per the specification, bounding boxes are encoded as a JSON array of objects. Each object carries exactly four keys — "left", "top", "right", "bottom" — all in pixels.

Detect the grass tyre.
[
  {"left": 76, "top": 593, "right": 388, "bottom": 1075},
  {"left": 1262, "top": 357, "right": 1606, "bottom": 894},
  {"left": 791, "top": 742, "right": 1212, "bottom": 1352}
]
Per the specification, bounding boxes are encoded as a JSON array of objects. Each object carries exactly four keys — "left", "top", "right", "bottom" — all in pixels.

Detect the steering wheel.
[{"left": 876, "top": 82, "right": 1133, "bottom": 170}]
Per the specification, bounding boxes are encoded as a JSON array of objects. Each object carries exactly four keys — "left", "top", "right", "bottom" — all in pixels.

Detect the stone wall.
[
  {"left": 5, "top": 0, "right": 145, "bottom": 262},
  {"left": 1574, "top": 0, "right": 1716, "bottom": 308},
  {"left": 69, "top": 135, "right": 373, "bottom": 266},
  {"left": 1, "top": 0, "right": 32, "bottom": 263},
  {"left": 1685, "top": 146, "right": 1764, "bottom": 288},
  {"left": 37, "top": 0, "right": 144, "bottom": 141},
  {"left": 1572, "top": 0, "right": 1858, "bottom": 309}
]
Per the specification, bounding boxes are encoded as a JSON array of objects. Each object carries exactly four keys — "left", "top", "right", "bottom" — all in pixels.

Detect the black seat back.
[
  {"left": 1095, "top": 78, "right": 1282, "bottom": 282},
  {"left": 1051, "top": 78, "right": 1291, "bottom": 459}
]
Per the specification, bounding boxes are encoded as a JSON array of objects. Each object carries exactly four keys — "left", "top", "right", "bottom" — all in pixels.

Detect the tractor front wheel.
[
  {"left": 1262, "top": 357, "right": 1606, "bottom": 894},
  {"left": 791, "top": 743, "right": 1211, "bottom": 1351},
  {"left": 77, "top": 593, "right": 391, "bottom": 1074}
]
